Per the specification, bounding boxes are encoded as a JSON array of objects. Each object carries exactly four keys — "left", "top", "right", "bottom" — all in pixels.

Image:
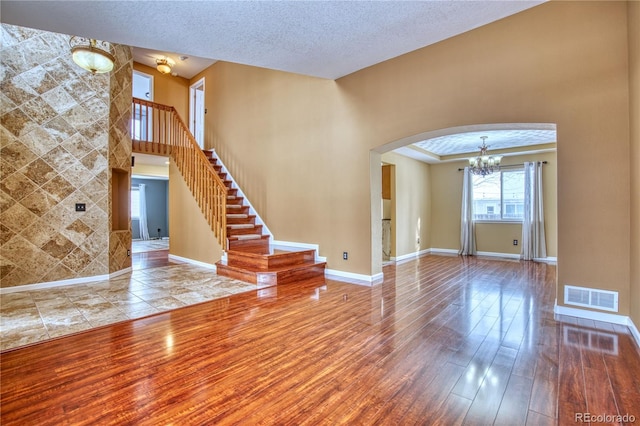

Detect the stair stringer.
[
  {"left": 205, "top": 149, "right": 273, "bottom": 259},
  {"left": 271, "top": 240, "right": 327, "bottom": 264}
]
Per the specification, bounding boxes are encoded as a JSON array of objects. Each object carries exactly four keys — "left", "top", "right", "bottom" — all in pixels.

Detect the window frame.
[{"left": 472, "top": 168, "right": 525, "bottom": 223}]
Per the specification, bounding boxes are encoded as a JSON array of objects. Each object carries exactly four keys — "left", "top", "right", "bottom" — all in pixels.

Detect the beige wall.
[
  {"left": 168, "top": 160, "right": 223, "bottom": 264},
  {"left": 133, "top": 62, "right": 190, "bottom": 120},
  {"left": 1, "top": 24, "right": 132, "bottom": 288},
  {"left": 131, "top": 163, "right": 168, "bottom": 179},
  {"left": 192, "top": 64, "right": 372, "bottom": 273},
  {"left": 628, "top": 1, "right": 639, "bottom": 326},
  {"left": 381, "top": 152, "right": 431, "bottom": 259},
  {"left": 345, "top": 1, "right": 629, "bottom": 314},
  {"left": 430, "top": 151, "right": 557, "bottom": 257},
  {"left": 191, "top": 2, "right": 631, "bottom": 314}
]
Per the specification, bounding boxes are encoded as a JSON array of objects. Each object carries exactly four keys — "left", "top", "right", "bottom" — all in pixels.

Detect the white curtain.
[
  {"left": 459, "top": 167, "right": 476, "bottom": 256},
  {"left": 138, "top": 183, "right": 150, "bottom": 241},
  {"left": 521, "top": 161, "right": 546, "bottom": 260}
]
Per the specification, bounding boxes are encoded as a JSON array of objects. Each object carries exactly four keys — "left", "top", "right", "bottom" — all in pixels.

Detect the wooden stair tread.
[
  {"left": 215, "top": 256, "right": 326, "bottom": 286},
  {"left": 228, "top": 234, "right": 265, "bottom": 240},
  {"left": 228, "top": 223, "right": 256, "bottom": 228},
  {"left": 217, "top": 259, "right": 325, "bottom": 274},
  {"left": 227, "top": 247, "right": 315, "bottom": 258}
]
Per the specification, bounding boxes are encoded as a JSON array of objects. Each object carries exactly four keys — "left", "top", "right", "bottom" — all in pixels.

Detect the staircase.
[
  {"left": 130, "top": 98, "right": 326, "bottom": 287},
  {"left": 203, "top": 151, "right": 327, "bottom": 286}
]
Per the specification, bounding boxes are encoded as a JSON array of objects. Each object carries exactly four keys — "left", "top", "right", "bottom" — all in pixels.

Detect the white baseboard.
[
  {"left": 554, "top": 302, "right": 629, "bottom": 325},
  {"left": 168, "top": 254, "right": 217, "bottom": 270},
  {"left": 429, "top": 248, "right": 459, "bottom": 255},
  {"left": 429, "top": 248, "right": 556, "bottom": 264},
  {"left": 629, "top": 318, "right": 640, "bottom": 348},
  {"left": 477, "top": 251, "right": 521, "bottom": 260},
  {"left": 393, "top": 248, "right": 431, "bottom": 264},
  {"left": 271, "top": 240, "right": 327, "bottom": 262},
  {"left": 0, "top": 267, "right": 132, "bottom": 294},
  {"left": 554, "top": 301, "right": 640, "bottom": 349},
  {"left": 425, "top": 248, "right": 517, "bottom": 259},
  {"left": 324, "top": 269, "right": 384, "bottom": 286},
  {"left": 207, "top": 149, "right": 273, "bottom": 239}
]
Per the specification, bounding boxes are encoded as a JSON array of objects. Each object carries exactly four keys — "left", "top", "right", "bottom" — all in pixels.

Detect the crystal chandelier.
[{"left": 469, "top": 136, "right": 502, "bottom": 176}]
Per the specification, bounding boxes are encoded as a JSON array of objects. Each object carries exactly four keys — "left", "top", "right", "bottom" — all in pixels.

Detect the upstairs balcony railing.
[{"left": 131, "top": 97, "right": 227, "bottom": 246}]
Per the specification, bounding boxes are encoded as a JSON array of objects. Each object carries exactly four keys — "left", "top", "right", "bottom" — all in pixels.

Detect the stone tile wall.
[
  {"left": 0, "top": 23, "right": 132, "bottom": 288},
  {"left": 108, "top": 38, "right": 133, "bottom": 274}
]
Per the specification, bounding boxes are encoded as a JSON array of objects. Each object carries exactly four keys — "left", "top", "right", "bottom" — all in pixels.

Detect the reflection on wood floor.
[{"left": 1, "top": 255, "right": 639, "bottom": 425}]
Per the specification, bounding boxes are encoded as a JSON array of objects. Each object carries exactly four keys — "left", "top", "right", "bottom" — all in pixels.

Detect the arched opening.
[{"left": 370, "top": 123, "right": 557, "bottom": 276}]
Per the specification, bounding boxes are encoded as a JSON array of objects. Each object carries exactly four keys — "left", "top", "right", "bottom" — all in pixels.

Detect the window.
[
  {"left": 131, "top": 187, "right": 140, "bottom": 220},
  {"left": 472, "top": 169, "right": 525, "bottom": 221}
]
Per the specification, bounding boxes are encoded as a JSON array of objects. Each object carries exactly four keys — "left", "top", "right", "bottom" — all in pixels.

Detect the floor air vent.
[{"left": 564, "top": 285, "right": 618, "bottom": 312}]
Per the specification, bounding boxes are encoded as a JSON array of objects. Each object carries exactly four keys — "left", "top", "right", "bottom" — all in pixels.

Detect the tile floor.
[
  {"left": 132, "top": 239, "right": 169, "bottom": 253},
  {"left": 0, "top": 262, "right": 257, "bottom": 352}
]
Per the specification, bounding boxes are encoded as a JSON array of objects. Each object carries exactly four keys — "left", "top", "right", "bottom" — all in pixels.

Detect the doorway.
[
  {"left": 132, "top": 71, "right": 153, "bottom": 140},
  {"left": 382, "top": 163, "right": 395, "bottom": 264},
  {"left": 190, "top": 78, "right": 205, "bottom": 149}
]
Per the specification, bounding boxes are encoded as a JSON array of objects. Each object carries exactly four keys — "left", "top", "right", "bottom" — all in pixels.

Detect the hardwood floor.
[
  {"left": 132, "top": 249, "right": 175, "bottom": 269},
  {"left": 2, "top": 255, "right": 639, "bottom": 425}
]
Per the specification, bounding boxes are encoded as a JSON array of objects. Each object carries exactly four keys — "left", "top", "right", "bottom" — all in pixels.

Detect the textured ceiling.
[
  {"left": 0, "top": 0, "right": 544, "bottom": 80},
  {"left": 389, "top": 123, "right": 557, "bottom": 164},
  {"left": 414, "top": 129, "right": 557, "bottom": 156},
  {"left": 1, "top": 0, "right": 553, "bottom": 164},
  {"left": 131, "top": 47, "right": 216, "bottom": 80}
]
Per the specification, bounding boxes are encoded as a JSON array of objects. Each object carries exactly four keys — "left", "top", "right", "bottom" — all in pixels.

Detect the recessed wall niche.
[{"left": 111, "top": 168, "right": 129, "bottom": 232}]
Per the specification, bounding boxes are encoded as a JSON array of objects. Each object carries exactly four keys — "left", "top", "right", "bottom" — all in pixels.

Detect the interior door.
[{"left": 190, "top": 78, "right": 205, "bottom": 149}]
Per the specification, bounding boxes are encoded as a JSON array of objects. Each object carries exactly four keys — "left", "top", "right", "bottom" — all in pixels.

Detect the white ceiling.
[{"left": 1, "top": 0, "right": 544, "bottom": 80}]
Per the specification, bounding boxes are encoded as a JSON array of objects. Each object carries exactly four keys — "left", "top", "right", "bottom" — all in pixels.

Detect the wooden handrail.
[{"left": 131, "top": 97, "right": 227, "bottom": 247}]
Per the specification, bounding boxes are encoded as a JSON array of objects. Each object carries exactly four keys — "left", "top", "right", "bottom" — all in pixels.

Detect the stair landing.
[{"left": 216, "top": 247, "right": 326, "bottom": 287}]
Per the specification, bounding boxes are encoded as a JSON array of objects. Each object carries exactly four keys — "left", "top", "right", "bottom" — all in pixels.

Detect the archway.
[{"left": 370, "top": 123, "right": 557, "bottom": 277}]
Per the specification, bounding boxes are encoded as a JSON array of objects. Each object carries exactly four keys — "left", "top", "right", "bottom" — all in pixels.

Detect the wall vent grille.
[{"left": 564, "top": 285, "right": 618, "bottom": 312}]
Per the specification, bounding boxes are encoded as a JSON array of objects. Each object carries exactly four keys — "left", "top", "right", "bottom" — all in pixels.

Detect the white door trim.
[
  {"left": 189, "top": 78, "right": 205, "bottom": 149},
  {"left": 133, "top": 70, "right": 153, "bottom": 101}
]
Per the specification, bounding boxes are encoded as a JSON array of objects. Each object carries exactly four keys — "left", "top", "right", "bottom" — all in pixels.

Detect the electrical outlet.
[
  {"left": 75, "top": 203, "right": 86, "bottom": 212},
  {"left": 513, "top": 239, "right": 518, "bottom": 246},
  {"left": 343, "top": 252, "right": 348, "bottom": 260},
  {"left": 127, "top": 249, "right": 131, "bottom": 257}
]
